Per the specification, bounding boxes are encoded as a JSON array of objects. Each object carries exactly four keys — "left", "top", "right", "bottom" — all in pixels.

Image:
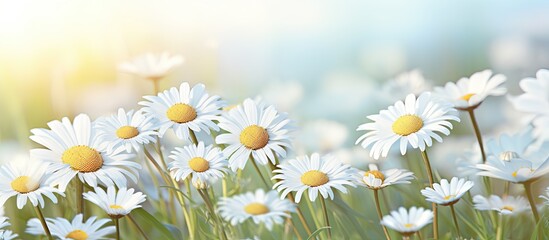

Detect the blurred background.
[{"left": 1, "top": 0, "right": 549, "bottom": 168}]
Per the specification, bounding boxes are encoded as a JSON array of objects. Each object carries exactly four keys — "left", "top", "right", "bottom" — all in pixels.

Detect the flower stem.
[
  {"left": 189, "top": 129, "right": 199, "bottom": 145},
  {"left": 449, "top": 204, "right": 461, "bottom": 237},
  {"left": 34, "top": 206, "right": 54, "bottom": 240},
  {"left": 467, "top": 109, "right": 486, "bottom": 162},
  {"left": 496, "top": 214, "right": 503, "bottom": 240},
  {"left": 523, "top": 182, "right": 540, "bottom": 222},
  {"left": 76, "top": 180, "right": 84, "bottom": 217},
  {"left": 114, "top": 218, "right": 120, "bottom": 240},
  {"left": 128, "top": 214, "right": 151, "bottom": 240},
  {"left": 198, "top": 189, "right": 228, "bottom": 240},
  {"left": 373, "top": 190, "right": 392, "bottom": 240},
  {"left": 250, "top": 158, "right": 270, "bottom": 188},
  {"left": 319, "top": 197, "right": 332, "bottom": 239},
  {"left": 420, "top": 150, "right": 438, "bottom": 239}
]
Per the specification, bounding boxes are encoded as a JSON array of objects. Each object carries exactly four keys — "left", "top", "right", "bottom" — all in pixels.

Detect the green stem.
[
  {"left": 189, "top": 129, "right": 199, "bottom": 145},
  {"left": 496, "top": 214, "right": 503, "bottom": 240},
  {"left": 420, "top": 150, "right": 438, "bottom": 240},
  {"left": 374, "top": 190, "right": 391, "bottom": 240},
  {"left": 128, "top": 214, "right": 151, "bottom": 240},
  {"left": 523, "top": 182, "right": 540, "bottom": 222},
  {"left": 34, "top": 206, "right": 54, "bottom": 240},
  {"left": 320, "top": 197, "right": 332, "bottom": 240},
  {"left": 449, "top": 205, "right": 461, "bottom": 237},
  {"left": 250, "top": 158, "right": 270, "bottom": 188},
  {"left": 467, "top": 109, "right": 486, "bottom": 162},
  {"left": 198, "top": 189, "right": 228, "bottom": 240},
  {"left": 114, "top": 218, "right": 120, "bottom": 240},
  {"left": 76, "top": 180, "right": 84, "bottom": 217}
]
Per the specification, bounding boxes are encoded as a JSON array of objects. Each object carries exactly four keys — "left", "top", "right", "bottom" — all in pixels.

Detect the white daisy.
[
  {"left": 473, "top": 195, "right": 530, "bottom": 215},
  {"left": 433, "top": 69, "right": 506, "bottom": 110},
  {"left": 48, "top": 214, "right": 115, "bottom": 240},
  {"left": 26, "top": 218, "right": 46, "bottom": 236},
  {"left": 0, "top": 230, "right": 18, "bottom": 240},
  {"left": 509, "top": 69, "right": 549, "bottom": 141},
  {"left": 139, "top": 82, "right": 226, "bottom": 141},
  {"left": 380, "top": 69, "right": 431, "bottom": 103},
  {"left": 355, "top": 164, "right": 414, "bottom": 190},
  {"left": 83, "top": 186, "right": 146, "bottom": 218},
  {"left": 272, "top": 153, "right": 356, "bottom": 203},
  {"left": 420, "top": 177, "right": 474, "bottom": 206},
  {"left": 356, "top": 92, "right": 460, "bottom": 159},
  {"left": 96, "top": 108, "right": 159, "bottom": 153},
  {"left": 476, "top": 157, "right": 549, "bottom": 183},
  {"left": 218, "top": 189, "right": 295, "bottom": 230},
  {"left": 30, "top": 114, "right": 141, "bottom": 190},
  {"left": 0, "top": 217, "right": 9, "bottom": 229},
  {"left": 485, "top": 128, "right": 534, "bottom": 162},
  {"left": 119, "top": 52, "right": 183, "bottom": 81},
  {"left": 216, "top": 98, "right": 294, "bottom": 171},
  {"left": 0, "top": 162, "right": 64, "bottom": 209},
  {"left": 380, "top": 206, "right": 433, "bottom": 236},
  {"left": 168, "top": 141, "right": 228, "bottom": 184}
]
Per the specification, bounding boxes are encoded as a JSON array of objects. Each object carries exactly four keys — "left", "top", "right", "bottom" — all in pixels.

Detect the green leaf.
[
  {"left": 307, "top": 227, "right": 331, "bottom": 240},
  {"left": 130, "top": 208, "right": 178, "bottom": 240}
]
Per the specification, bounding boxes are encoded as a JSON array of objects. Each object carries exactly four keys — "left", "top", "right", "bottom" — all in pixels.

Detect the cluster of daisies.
[{"left": 1, "top": 52, "right": 548, "bottom": 240}]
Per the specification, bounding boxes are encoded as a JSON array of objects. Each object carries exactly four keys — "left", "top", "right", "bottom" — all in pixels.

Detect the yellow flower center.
[
  {"left": 511, "top": 167, "right": 533, "bottom": 178},
  {"left": 502, "top": 205, "right": 514, "bottom": 211},
  {"left": 244, "top": 202, "right": 270, "bottom": 215},
  {"left": 188, "top": 157, "right": 210, "bottom": 172},
  {"left": 66, "top": 230, "right": 88, "bottom": 240},
  {"left": 301, "top": 170, "right": 329, "bottom": 187},
  {"left": 404, "top": 223, "right": 414, "bottom": 228},
  {"left": 239, "top": 125, "right": 269, "bottom": 150},
  {"left": 166, "top": 103, "right": 197, "bottom": 123},
  {"left": 459, "top": 93, "right": 475, "bottom": 101},
  {"left": 11, "top": 176, "right": 39, "bottom": 193},
  {"left": 116, "top": 126, "right": 139, "bottom": 139},
  {"left": 443, "top": 195, "right": 455, "bottom": 200},
  {"left": 364, "top": 170, "right": 385, "bottom": 181},
  {"left": 392, "top": 115, "right": 423, "bottom": 136},
  {"left": 62, "top": 146, "right": 104, "bottom": 173},
  {"left": 110, "top": 204, "right": 124, "bottom": 209}
]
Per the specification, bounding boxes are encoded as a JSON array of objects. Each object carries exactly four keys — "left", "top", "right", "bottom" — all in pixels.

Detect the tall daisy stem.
[
  {"left": 466, "top": 109, "right": 486, "bottom": 162},
  {"left": 251, "top": 159, "right": 270, "bottom": 188},
  {"left": 420, "top": 150, "right": 438, "bottom": 239},
  {"left": 198, "top": 189, "right": 228, "bottom": 240},
  {"left": 523, "top": 182, "right": 540, "bottom": 222},
  {"left": 128, "top": 214, "right": 151, "bottom": 240},
  {"left": 34, "top": 206, "right": 54, "bottom": 240},
  {"left": 496, "top": 214, "right": 503, "bottom": 240},
  {"left": 449, "top": 204, "right": 461, "bottom": 237},
  {"left": 76, "top": 180, "right": 84, "bottom": 216},
  {"left": 319, "top": 197, "right": 332, "bottom": 240},
  {"left": 114, "top": 218, "right": 120, "bottom": 240},
  {"left": 373, "top": 190, "right": 391, "bottom": 240},
  {"left": 189, "top": 129, "right": 199, "bottom": 145}
]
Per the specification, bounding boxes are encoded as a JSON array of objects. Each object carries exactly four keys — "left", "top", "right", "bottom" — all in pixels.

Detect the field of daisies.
[{"left": 0, "top": 52, "right": 548, "bottom": 240}]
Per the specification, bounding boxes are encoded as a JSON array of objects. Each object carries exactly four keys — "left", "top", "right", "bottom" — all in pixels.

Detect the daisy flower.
[
  {"left": 0, "top": 230, "right": 18, "bottom": 240},
  {"left": 433, "top": 69, "right": 506, "bottom": 110},
  {"left": 355, "top": 164, "right": 414, "bottom": 190},
  {"left": 139, "top": 82, "right": 226, "bottom": 141},
  {"left": 485, "top": 128, "right": 534, "bottom": 162},
  {"left": 119, "top": 52, "right": 183, "bottom": 81},
  {"left": 476, "top": 157, "right": 549, "bottom": 183},
  {"left": 380, "top": 206, "right": 433, "bottom": 236},
  {"left": 272, "top": 153, "right": 356, "bottom": 202},
  {"left": 83, "top": 186, "right": 146, "bottom": 218},
  {"left": 216, "top": 98, "right": 294, "bottom": 171},
  {"left": 30, "top": 114, "right": 141, "bottom": 190},
  {"left": 168, "top": 142, "right": 228, "bottom": 184},
  {"left": 48, "top": 214, "right": 115, "bottom": 240},
  {"left": 95, "top": 108, "right": 159, "bottom": 153},
  {"left": 473, "top": 195, "right": 529, "bottom": 215},
  {"left": 509, "top": 69, "right": 549, "bottom": 141},
  {"left": 356, "top": 92, "right": 460, "bottom": 159},
  {"left": 0, "top": 162, "right": 64, "bottom": 209},
  {"left": 218, "top": 189, "right": 295, "bottom": 230},
  {"left": 421, "top": 177, "right": 474, "bottom": 206}
]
